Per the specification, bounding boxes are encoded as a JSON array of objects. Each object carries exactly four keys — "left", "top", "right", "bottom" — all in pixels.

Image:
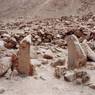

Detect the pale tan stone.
[
  {"left": 82, "top": 40, "right": 95, "bottom": 62},
  {"left": 67, "top": 35, "right": 87, "bottom": 69}
]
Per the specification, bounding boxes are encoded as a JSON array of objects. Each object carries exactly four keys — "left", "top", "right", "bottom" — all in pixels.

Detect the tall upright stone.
[
  {"left": 18, "top": 34, "right": 34, "bottom": 75},
  {"left": 67, "top": 35, "right": 87, "bottom": 69}
]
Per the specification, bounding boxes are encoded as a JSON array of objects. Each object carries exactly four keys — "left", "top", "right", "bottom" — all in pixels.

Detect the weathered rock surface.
[
  {"left": 82, "top": 40, "right": 95, "bottom": 62},
  {"left": 64, "top": 71, "right": 76, "bottom": 82},
  {"left": 0, "top": 57, "right": 11, "bottom": 77},
  {"left": 18, "top": 35, "right": 35, "bottom": 76},
  {"left": 67, "top": 35, "right": 87, "bottom": 69}
]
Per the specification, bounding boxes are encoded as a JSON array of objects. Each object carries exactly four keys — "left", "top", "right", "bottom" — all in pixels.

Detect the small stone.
[
  {"left": 75, "top": 70, "right": 90, "bottom": 84},
  {"left": 88, "top": 83, "right": 95, "bottom": 90},
  {"left": 55, "top": 66, "right": 67, "bottom": 78},
  {"left": 75, "top": 71, "right": 88, "bottom": 78},
  {"left": 51, "top": 58, "right": 66, "bottom": 67},
  {"left": 43, "top": 50, "right": 53, "bottom": 59},
  {"left": 4, "top": 37, "right": 17, "bottom": 49},
  {"left": 41, "top": 59, "right": 48, "bottom": 65},
  {"left": 43, "top": 54, "right": 53, "bottom": 59},
  {"left": 82, "top": 75, "right": 90, "bottom": 83},
  {"left": 64, "top": 71, "right": 76, "bottom": 82},
  {"left": 0, "top": 88, "right": 5, "bottom": 94},
  {"left": 75, "top": 78, "right": 82, "bottom": 85}
]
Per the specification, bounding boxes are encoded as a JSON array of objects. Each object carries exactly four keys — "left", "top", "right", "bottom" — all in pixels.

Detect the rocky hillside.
[{"left": 0, "top": 0, "right": 95, "bottom": 19}]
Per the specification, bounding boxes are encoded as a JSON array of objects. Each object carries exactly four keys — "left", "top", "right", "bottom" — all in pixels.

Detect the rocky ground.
[{"left": 0, "top": 14, "right": 95, "bottom": 95}]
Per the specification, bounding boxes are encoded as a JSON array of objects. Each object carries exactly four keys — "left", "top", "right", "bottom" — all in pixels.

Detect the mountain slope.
[{"left": 0, "top": 0, "right": 95, "bottom": 19}]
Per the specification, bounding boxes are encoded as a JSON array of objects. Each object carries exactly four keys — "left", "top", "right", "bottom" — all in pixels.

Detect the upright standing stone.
[
  {"left": 18, "top": 34, "right": 34, "bottom": 75},
  {"left": 67, "top": 35, "right": 87, "bottom": 69}
]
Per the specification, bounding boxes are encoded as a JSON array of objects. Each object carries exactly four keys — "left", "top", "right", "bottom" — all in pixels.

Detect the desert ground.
[{"left": 0, "top": 0, "right": 95, "bottom": 95}]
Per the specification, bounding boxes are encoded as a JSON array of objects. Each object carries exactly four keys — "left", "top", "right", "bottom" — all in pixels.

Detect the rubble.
[
  {"left": 0, "top": 15, "right": 95, "bottom": 94},
  {"left": 67, "top": 35, "right": 87, "bottom": 69}
]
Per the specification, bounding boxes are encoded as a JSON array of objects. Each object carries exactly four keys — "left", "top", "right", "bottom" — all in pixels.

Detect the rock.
[
  {"left": 0, "top": 40, "right": 4, "bottom": 48},
  {"left": 82, "top": 74, "right": 90, "bottom": 83},
  {"left": 88, "top": 83, "right": 95, "bottom": 90},
  {"left": 75, "top": 78, "right": 82, "bottom": 85},
  {"left": 64, "top": 71, "right": 76, "bottom": 82},
  {"left": 75, "top": 71, "right": 88, "bottom": 78},
  {"left": 43, "top": 50, "right": 53, "bottom": 59},
  {"left": 0, "top": 88, "right": 5, "bottom": 94},
  {"left": 82, "top": 40, "right": 95, "bottom": 62},
  {"left": 4, "top": 37, "right": 17, "bottom": 49},
  {"left": 18, "top": 35, "right": 35, "bottom": 76},
  {"left": 51, "top": 58, "right": 66, "bottom": 67},
  {"left": 55, "top": 66, "right": 67, "bottom": 78},
  {"left": 75, "top": 70, "right": 90, "bottom": 84},
  {"left": 41, "top": 59, "right": 48, "bottom": 65},
  {"left": 0, "top": 57, "right": 11, "bottom": 77},
  {"left": 67, "top": 35, "right": 87, "bottom": 69}
]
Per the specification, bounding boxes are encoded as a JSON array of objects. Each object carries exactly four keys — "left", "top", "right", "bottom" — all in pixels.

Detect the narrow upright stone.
[
  {"left": 18, "top": 35, "right": 34, "bottom": 75},
  {"left": 67, "top": 35, "right": 87, "bottom": 69}
]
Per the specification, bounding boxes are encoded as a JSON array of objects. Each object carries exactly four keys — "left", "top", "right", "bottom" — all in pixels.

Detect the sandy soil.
[
  {"left": 0, "top": 45, "right": 95, "bottom": 95},
  {"left": 0, "top": 64, "right": 95, "bottom": 95}
]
